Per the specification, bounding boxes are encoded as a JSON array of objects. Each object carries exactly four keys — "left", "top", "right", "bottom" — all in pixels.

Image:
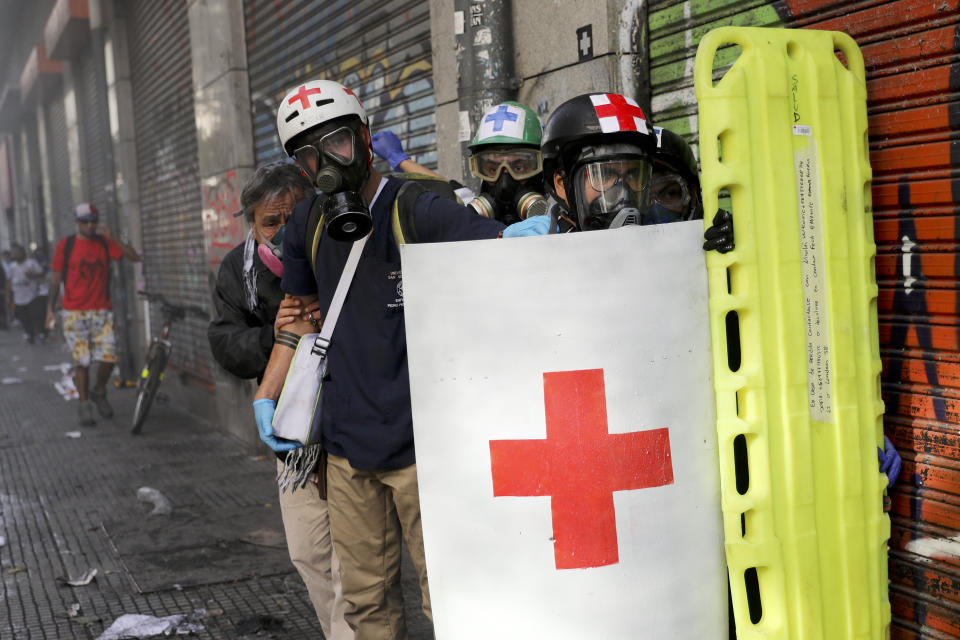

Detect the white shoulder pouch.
[{"left": 272, "top": 233, "right": 368, "bottom": 444}]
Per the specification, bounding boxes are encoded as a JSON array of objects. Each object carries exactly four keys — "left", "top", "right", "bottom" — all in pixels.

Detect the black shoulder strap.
[
  {"left": 395, "top": 172, "right": 460, "bottom": 202},
  {"left": 61, "top": 235, "right": 76, "bottom": 280}
]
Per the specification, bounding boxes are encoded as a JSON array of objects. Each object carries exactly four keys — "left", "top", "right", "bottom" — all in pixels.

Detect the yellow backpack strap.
[
  {"left": 391, "top": 181, "right": 428, "bottom": 246},
  {"left": 305, "top": 195, "right": 325, "bottom": 274}
]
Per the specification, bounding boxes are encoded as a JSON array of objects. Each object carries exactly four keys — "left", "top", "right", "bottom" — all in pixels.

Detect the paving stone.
[{"left": 0, "top": 329, "right": 433, "bottom": 638}]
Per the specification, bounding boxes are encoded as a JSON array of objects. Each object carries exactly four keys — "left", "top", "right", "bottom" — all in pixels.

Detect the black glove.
[{"left": 703, "top": 208, "right": 734, "bottom": 253}]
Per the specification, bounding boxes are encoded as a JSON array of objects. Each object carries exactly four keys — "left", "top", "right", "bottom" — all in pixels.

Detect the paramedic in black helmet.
[
  {"left": 541, "top": 92, "right": 657, "bottom": 232},
  {"left": 648, "top": 126, "right": 735, "bottom": 251},
  {"left": 502, "top": 92, "right": 734, "bottom": 251},
  {"left": 253, "top": 79, "right": 504, "bottom": 638},
  {"left": 649, "top": 126, "right": 705, "bottom": 223}
]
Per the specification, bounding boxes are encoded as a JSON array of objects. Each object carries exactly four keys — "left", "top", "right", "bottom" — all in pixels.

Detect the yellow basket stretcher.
[{"left": 694, "top": 26, "right": 890, "bottom": 640}]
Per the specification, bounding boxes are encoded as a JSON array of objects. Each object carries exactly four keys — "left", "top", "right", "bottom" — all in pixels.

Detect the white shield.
[{"left": 402, "top": 223, "right": 727, "bottom": 639}]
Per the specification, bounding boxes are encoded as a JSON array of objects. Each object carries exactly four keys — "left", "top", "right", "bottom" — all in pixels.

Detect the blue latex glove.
[
  {"left": 253, "top": 398, "right": 301, "bottom": 452},
  {"left": 502, "top": 214, "right": 553, "bottom": 238},
  {"left": 877, "top": 435, "right": 902, "bottom": 488},
  {"left": 371, "top": 130, "right": 410, "bottom": 171}
]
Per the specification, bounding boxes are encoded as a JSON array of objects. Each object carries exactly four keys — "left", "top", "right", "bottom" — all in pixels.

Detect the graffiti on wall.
[
  {"left": 782, "top": 2, "right": 960, "bottom": 637},
  {"left": 250, "top": 48, "right": 435, "bottom": 166},
  {"left": 201, "top": 169, "right": 243, "bottom": 274},
  {"left": 650, "top": 1, "right": 960, "bottom": 636},
  {"left": 245, "top": 0, "right": 437, "bottom": 167}
]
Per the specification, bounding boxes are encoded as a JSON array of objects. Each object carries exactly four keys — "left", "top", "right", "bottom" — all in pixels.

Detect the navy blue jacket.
[{"left": 282, "top": 177, "right": 504, "bottom": 470}]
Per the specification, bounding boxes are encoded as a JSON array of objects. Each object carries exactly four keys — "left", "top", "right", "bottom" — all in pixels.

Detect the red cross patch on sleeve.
[{"left": 590, "top": 94, "right": 649, "bottom": 135}]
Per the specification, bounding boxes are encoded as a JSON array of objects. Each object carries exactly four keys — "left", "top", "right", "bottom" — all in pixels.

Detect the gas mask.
[
  {"left": 292, "top": 122, "right": 372, "bottom": 241},
  {"left": 470, "top": 172, "right": 548, "bottom": 225},
  {"left": 650, "top": 171, "right": 693, "bottom": 223},
  {"left": 646, "top": 204, "right": 684, "bottom": 225},
  {"left": 572, "top": 156, "right": 652, "bottom": 230},
  {"left": 468, "top": 146, "right": 547, "bottom": 224},
  {"left": 257, "top": 225, "right": 285, "bottom": 278},
  {"left": 261, "top": 225, "right": 285, "bottom": 260}
]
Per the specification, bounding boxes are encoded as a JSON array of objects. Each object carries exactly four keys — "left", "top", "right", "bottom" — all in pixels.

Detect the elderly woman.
[
  {"left": 207, "top": 162, "right": 352, "bottom": 639},
  {"left": 208, "top": 162, "right": 311, "bottom": 378}
]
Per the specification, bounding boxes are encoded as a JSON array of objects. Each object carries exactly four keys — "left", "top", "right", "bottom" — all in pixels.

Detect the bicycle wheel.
[{"left": 131, "top": 344, "right": 169, "bottom": 435}]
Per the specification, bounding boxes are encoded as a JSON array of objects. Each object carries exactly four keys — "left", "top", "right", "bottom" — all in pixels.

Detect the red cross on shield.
[{"left": 490, "top": 368, "right": 673, "bottom": 570}]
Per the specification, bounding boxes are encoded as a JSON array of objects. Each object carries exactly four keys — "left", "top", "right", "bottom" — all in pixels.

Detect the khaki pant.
[
  {"left": 326, "top": 454, "right": 431, "bottom": 640},
  {"left": 276, "top": 459, "right": 353, "bottom": 640}
]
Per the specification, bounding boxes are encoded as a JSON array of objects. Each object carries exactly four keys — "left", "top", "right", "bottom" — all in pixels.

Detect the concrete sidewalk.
[{"left": 0, "top": 327, "right": 430, "bottom": 639}]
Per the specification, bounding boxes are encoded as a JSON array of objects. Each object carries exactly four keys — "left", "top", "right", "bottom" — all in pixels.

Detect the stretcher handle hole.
[
  {"left": 710, "top": 44, "right": 743, "bottom": 88},
  {"left": 717, "top": 131, "right": 733, "bottom": 163},
  {"left": 743, "top": 567, "right": 763, "bottom": 623},
  {"left": 786, "top": 41, "right": 801, "bottom": 60},
  {"left": 733, "top": 433, "right": 749, "bottom": 495},
  {"left": 726, "top": 310, "right": 741, "bottom": 372},
  {"left": 834, "top": 48, "right": 849, "bottom": 70}
]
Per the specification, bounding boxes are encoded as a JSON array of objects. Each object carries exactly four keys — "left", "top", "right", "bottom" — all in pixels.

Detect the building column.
[
  {"left": 103, "top": 0, "right": 145, "bottom": 367},
  {"left": 17, "top": 127, "right": 37, "bottom": 246},
  {"left": 186, "top": 0, "right": 259, "bottom": 447},
  {"left": 62, "top": 63, "right": 88, "bottom": 208},
  {"left": 35, "top": 103, "right": 54, "bottom": 254}
]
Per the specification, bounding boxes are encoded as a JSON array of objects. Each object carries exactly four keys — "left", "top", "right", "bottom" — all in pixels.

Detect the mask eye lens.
[
  {"left": 585, "top": 164, "right": 617, "bottom": 191},
  {"left": 584, "top": 161, "right": 649, "bottom": 192},
  {"left": 510, "top": 159, "right": 531, "bottom": 175},
  {"left": 470, "top": 148, "right": 542, "bottom": 181},
  {"left": 293, "top": 146, "right": 320, "bottom": 180},
  {"left": 320, "top": 127, "right": 355, "bottom": 164},
  {"left": 481, "top": 160, "right": 502, "bottom": 179},
  {"left": 652, "top": 174, "right": 689, "bottom": 211},
  {"left": 624, "top": 168, "right": 648, "bottom": 192}
]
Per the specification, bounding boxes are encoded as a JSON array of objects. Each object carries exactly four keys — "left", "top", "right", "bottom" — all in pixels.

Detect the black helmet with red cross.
[{"left": 542, "top": 93, "right": 657, "bottom": 230}]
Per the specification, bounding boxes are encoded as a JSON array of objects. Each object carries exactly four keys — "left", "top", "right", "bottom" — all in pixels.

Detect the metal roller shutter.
[
  {"left": 128, "top": 0, "right": 214, "bottom": 385},
  {"left": 44, "top": 89, "right": 72, "bottom": 238},
  {"left": 648, "top": 0, "right": 781, "bottom": 148},
  {"left": 649, "top": 1, "right": 960, "bottom": 638},
  {"left": 244, "top": 0, "right": 437, "bottom": 171},
  {"left": 819, "top": 4, "right": 960, "bottom": 638},
  {"left": 76, "top": 42, "right": 109, "bottom": 216}
]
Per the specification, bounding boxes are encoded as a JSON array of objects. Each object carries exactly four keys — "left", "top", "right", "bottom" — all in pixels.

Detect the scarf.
[
  {"left": 277, "top": 446, "right": 323, "bottom": 494},
  {"left": 242, "top": 229, "right": 258, "bottom": 311}
]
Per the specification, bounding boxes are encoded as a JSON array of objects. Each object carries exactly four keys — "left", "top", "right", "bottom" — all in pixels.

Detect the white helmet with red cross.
[{"left": 276, "top": 79, "right": 368, "bottom": 156}]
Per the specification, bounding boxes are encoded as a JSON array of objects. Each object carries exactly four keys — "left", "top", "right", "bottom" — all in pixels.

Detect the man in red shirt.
[{"left": 47, "top": 203, "right": 140, "bottom": 426}]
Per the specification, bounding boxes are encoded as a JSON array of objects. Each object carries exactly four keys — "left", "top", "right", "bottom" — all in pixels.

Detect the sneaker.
[
  {"left": 78, "top": 401, "right": 97, "bottom": 427},
  {"left": 89, "top": 390, "right": 114, "bottom": 419}
]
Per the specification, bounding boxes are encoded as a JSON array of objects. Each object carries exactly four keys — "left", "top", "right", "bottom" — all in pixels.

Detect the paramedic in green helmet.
[{"left": 466, "top": 101, "right": 549, "bottom": 225}]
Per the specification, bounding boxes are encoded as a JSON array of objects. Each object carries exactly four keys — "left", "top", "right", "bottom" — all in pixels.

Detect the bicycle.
[{"left": 131, "top": 291, "right": 207, "bottom": 434}]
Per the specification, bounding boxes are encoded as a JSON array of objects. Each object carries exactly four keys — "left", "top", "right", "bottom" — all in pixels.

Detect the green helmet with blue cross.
[{"left": 468, "top": 101, "right": 543, "bottom": 151}]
